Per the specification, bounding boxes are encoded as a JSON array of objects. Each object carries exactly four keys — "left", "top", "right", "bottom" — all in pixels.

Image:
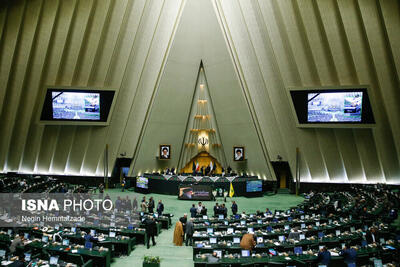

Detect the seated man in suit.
[
  {"left": 207, "top": 252, "right": 219, "bottom": 263},
  {"left": 366, "top": 227, "right": 379, "bottom": 244},
  {"left": 317, "top": 246, "right": 331, "bottom": 265},
  {"left": 10, "top": 233, "right": 24, "bottom": 255},
  {"left": 84, "top": 232, "right": 98, "bottom": 243},
  {"left": 288, "top": 227, "right": 300, "bottom": 240},
  {"left": 339, "top": 243, "right": 357, "bottom": 267}
]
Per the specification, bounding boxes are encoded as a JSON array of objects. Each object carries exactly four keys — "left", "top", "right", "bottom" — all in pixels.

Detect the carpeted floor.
[{"left": 104, "top": 189, "right": 304, "bottom": 267}]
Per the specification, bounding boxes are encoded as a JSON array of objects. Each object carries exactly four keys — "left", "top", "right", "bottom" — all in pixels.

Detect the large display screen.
[
  {"left": 40, "top": 88, "right": 115, "bottom": 123},
  {"left": 307, "top": 92, "right": 362, "bottom": 122},
  {"left": 290, "top": 88, "right": 374, "bottom": 125},
  {"left": 178, "top": 185, "right": 212, "bottom": 200},
  {"left": 52, "top": 92, "right": 100, "bottom": 120},
  {"left": 246, "top": 180, "right": 262, "bottom": 193},
  {"left": 136, "top": 177, "right": 148, "bottom": 189}
]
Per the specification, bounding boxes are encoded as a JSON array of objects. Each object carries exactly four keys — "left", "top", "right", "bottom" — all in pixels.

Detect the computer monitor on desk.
[
  {"left": 241, "top": 250, "right": 250, "bottom": 257},
  {"left": 233, "top": 237, "right": 240, "bottom": 244},
  {"left": 373, "top": 259, "right": 383, "bottom": 267},
  {"left": 49, "top": 256, "right": 59, "bottom": 265},
  {"left": 209, "top": 237, "right": 217, "bottom": 244},
  {"left": 294, "top": 246, "right": 303, "bottom": 255}
]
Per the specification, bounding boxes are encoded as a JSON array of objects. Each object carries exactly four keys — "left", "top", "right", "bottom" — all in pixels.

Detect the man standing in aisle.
[
  {"left": 148, "top": 197, "right": 155, "bottom": 213},
  {"left": 185, "top": 218, "right": 194, "bottom": 246},
  {"left": 231, "top": 201, "right": 238, "bottom": 215},
  {"left": 121, "top": 178, "right": 126, "bottom": 192},
  {"left": 187, "top": 205, "right": 195, "bottom": 218},
  {"left": 145, "top": 216, "right": 157, "bottom": 249},
  {"left": 157, "top": 200, "right": 164, "bottom": 216}
]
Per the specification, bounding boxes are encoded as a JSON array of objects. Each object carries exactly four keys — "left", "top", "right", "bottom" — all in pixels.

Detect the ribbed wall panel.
[{"left": 217, "top": 0, "right": 400, "bottom": 182}]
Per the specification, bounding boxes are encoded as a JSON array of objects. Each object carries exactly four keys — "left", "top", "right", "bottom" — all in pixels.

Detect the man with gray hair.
[{"left": 185, "top": 218, "right": 194, "bottom": 246}]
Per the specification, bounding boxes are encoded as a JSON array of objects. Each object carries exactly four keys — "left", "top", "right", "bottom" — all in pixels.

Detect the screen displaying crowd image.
[
  {"left": 52, "top": 91, "right": 100, "bottom": 120},
  {"left": 136, "top": 177, "right": 148, "bottom": 189},
  {"left": 307, "top": 92, "right": 363, "bottom": 122},
  {"left": 246, "top": 180, "right": 262, "bottom": 192}
]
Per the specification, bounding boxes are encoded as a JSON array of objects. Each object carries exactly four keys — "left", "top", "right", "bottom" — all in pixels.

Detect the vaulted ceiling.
[{"left": 0, "top": 0, "right": 399, "bottom": 183}]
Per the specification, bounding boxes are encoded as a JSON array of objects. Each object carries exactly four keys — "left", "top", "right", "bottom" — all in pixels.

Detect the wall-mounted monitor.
[
  {"left": 136, "top": 177, "right": 149, "bottom": 189},
  {"left": 246, "top": 180, "right": 263, "bottom": 192},
  {"left": 39, "top": 87, "right": 117, "bottom": 125},
  {"left": 288, "top": 86, "right": 375, "bottom": 128}
]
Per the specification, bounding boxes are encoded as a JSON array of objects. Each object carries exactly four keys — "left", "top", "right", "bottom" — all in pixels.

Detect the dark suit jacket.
[
  {"left": 10, "top": 237, "right": 23, "bottom": 253},
  {"left": 317, "top": 250, "right": 331, "bottom": 265},
  {"left": 185, "top": 221, "right": 194, "bottom": 235},
  {"left": 190, "top": 207, "right": 197, "bottom": 217},
  {"left": 145, "top": 218, "right": 157, "bottom": 236},
  {"left": 366, "top": 231, "right": 379, "bottom": 244},
  {"left": 340, "top": 248, "right": 357, "bottom": 264},
  {"left": 231, "top": 203, "right": 238, "bottom": 213},
  {"left": 157, "top": 203, "right": 164, "bottom": 214},
  {"left": 213, "top": 206, "right": 219, "bottom": 216}
]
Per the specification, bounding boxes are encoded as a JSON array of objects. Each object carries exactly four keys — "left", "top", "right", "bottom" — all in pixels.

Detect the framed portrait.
[
  {"left": 233, "top": 146, "right": 245, "bottom": 161},
  {"left": 159, "top": 145, "right": 171, "bottom": 160}
]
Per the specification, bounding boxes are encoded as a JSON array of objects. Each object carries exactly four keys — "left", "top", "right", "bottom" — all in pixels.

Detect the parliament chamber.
[{"left": 0, "top": 0, "right": 400, "bottom": 266}]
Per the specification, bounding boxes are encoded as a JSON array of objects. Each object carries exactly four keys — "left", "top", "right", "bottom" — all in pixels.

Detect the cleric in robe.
[
  {"left": 160, "top": 145, "right": 171, "bottom": 159},
  {"left": 234, "top": 147, "right": 244, "bottom": 161}
]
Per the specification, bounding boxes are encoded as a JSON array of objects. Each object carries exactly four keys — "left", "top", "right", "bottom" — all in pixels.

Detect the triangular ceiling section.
[
  {"left": 131, "top": 0, "right": 273, "bottom": 179},
  {"left": 177, "top": 61, "right": 226, "bottom": 171}
]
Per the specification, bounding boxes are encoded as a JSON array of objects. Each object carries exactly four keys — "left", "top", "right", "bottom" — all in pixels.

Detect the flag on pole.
[
  {"left": 229, "top": 182, "right": 235, "bottom": 198},
  {"left": 209, "top": 161, "right": 213, "bottom": 172},
  {"left": 195, "top": 161, "right": 200, "bottom": 172}
]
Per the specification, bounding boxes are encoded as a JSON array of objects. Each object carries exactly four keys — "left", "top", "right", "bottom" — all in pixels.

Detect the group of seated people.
[
  {"left": 0, "top": 176, "right": 175, "bottom": 266},
  {"left": 0, "top": 176, "right": 70, "bottom": 194},
  {"left": 185, "top": 185, "right": 400, "bottom": 266},
  {"left": 150, "top": 165, "right": 248, "bottom": 177}
]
